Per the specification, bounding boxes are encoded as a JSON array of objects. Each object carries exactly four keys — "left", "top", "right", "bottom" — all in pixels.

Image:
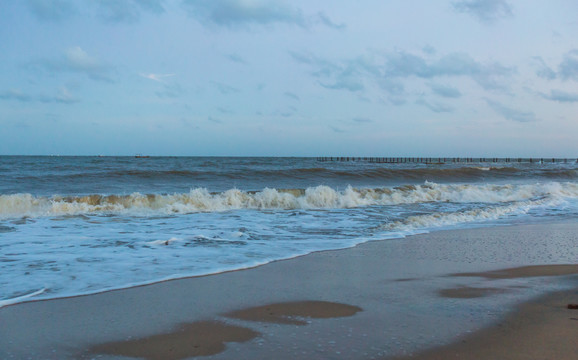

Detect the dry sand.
[{"left": 0, "top": 222, "right": 577, "bottom": 359}]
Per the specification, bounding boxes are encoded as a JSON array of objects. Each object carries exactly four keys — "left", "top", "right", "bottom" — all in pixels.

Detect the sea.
[{"left": 1, "top": 156, "right": 577, "bottom": 307}]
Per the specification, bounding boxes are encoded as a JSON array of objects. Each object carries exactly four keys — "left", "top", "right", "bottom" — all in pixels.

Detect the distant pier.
[{"left": 316, "top": 157, "right": 577, "bottom": 164}]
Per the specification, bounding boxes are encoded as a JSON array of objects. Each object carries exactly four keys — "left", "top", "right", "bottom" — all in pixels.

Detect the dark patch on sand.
[
  {"left": 390, "top": 288, "right": 578, "bottom": 360},
  {"left": 449, "top": 264, "right": 578, "bottom": 279},
  {"left": 225, "top": 300, "right": 362, "bottom": 325},
  {"left": 89, "top": 321, "right": 259, "bottom": 360},
  {"left": 439, "top": 286, "right": 509, "bottom": 299}
]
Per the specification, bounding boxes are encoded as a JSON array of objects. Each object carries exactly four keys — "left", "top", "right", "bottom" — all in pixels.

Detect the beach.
[
  {"left": 1, "top": 221, "right": 576, "bottom": 359},
  {"left": 4, "top": 0, "right": 578, "bottom": 357}
]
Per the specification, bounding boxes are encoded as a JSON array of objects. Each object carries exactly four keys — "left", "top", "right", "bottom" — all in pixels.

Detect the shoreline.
[
  {"left": 1, "top": 222, "right": 577, "bottom": 359},
  {"left": 0, "top": 219, "right": 570, "bottom": 310}
]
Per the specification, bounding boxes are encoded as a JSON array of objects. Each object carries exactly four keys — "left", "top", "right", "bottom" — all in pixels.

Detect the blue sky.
[{"left": 1, "top": 0, "right": 577, "bottom": 156}]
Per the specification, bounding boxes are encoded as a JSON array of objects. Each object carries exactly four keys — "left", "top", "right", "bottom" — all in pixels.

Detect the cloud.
[
  {"left": 378, "top": 79, "right": 406, "bottom": 105},
  {"left": 284, "top": 92, "right": 300, "bottom": 101},
  {"left": 0, "top": 87, "right": 79, "bottom": 104},
  {"left": 320, "top": 77, "right": 364, "bottom": 92},
  {"left": 417, "top": 98, "right": 454, "bottom": 113},
  {"left": 428, "top": 82, "right": 462, "bottom": 98},
  {"left": 34, "top": 47, "right": 114, "bottom": 82},
  {"left": 224, "top": 53, "right": 247, "bottom": 64},
  {"left": 289, "top": 51, "right": 340, "bottom": 77},
  {"left": 181, "top": 0, "right": 342, "bottom": 30},
  {"left": 182, "top": 0, "right": 305, "bottom": 27},
  {"left": 329, "top": 125, "right": 346, "bottom": 133},
  {"left": 422, "top": 45, "right": 437, "bottom": 55},
  {"left": 531, "top": 51, "right": 578, "bottom": 82},
  {"left": 532, "top": 56, "right": 556, "bottom": 80},
  {"left": 133, "top": 0, "right": 165, "bottom": 13},
  {"left": 142, "top": 72, "right": 184, "bottom": 98},
  {"left": 540, "top": 89, "right": 578, "bottom": 103},
  {"left": 452, "top": 0, "right": 513, "bottom": 23},
  {"left": 0, "top": 89, "right": 33, "bottom": 102},
  {"left": 140, "top": 73, "right": 175, "bottom": 83},
  {"left": 383, "top": 51, "right": 514, "bottom": 89},
  {"left": 486, "top": 99, "right": 537, "bottom": 122},
  {"left": 208, "top": 116, "right": 223, "bottom": 123},
  {"left": 212, "top": 81, "right": 240, "bottom": 94},
  {"left": 95, "top": 0, "right": 165, "bottom": 23},
  {"left": 315, "top": 12, "right": 346, "bottom": 30},
  {"left": 26, "top": 0, "right": 165, "bottom": 24},
  {"left": 291, "top": 53, "right": 375, "bottom": 92},
  {"left": 558, "top": 50, "right": 578, "bottom": 81},
  {"left": 156, "top": 83, "right": 185, "bottom": 98},
  {"left": 291, "top": 49, "right": 514, "bottom": 102},
  {"left": 279, "top": 111, "right": 293, "bottom": 117},
  {"left": 217, "top": 106, "right": 234, "bottom": 114},
  {"left": 26, "top": 0, "right": 76, "bottom": 21},
  {"left": 51, "top": 87, "right": 79, "bottom": 103}
]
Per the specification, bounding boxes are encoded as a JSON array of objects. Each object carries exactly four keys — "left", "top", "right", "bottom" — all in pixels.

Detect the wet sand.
[
  {"left": 392, "top": 287, "right": 578, "bottom": 360},
  {"left": 0, "top": 222, "right": 577, "bottom": 359}
]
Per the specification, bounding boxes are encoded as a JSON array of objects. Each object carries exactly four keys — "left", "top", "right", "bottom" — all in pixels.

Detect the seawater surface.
[{"left": 1, "top": 156, "right": 577, "bottom": 306}]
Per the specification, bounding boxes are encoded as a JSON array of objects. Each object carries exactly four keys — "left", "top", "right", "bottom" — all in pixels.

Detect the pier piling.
[{"left": 316, "top": 157, "right": 576, "bottom": 164}]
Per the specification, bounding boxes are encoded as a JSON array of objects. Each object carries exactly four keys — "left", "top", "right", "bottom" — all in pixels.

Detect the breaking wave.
[{"left": 1, "top": 181, "right": 577, "bottom": 218}]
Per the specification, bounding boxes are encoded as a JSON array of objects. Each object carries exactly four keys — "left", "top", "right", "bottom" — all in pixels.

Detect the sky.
[{"left": 1, "top": 0, "right": 577, "bottom": 157}]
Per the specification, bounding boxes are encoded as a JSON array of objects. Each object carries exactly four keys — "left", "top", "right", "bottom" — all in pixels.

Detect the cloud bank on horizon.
[{"left": 0, "top": 0, "right": 577, "bottom": 156}]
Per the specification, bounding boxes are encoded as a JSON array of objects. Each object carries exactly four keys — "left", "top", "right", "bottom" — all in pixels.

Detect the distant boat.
[{"left": 135, "top": 154, "right": 150, "bottom": 158}]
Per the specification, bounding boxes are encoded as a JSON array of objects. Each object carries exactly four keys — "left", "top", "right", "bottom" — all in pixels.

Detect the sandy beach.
[{"left": 1, "top": 221, "right": 577, "bottom": 359}]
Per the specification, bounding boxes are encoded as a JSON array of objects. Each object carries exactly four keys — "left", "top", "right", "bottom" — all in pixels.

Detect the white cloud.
[{"left": 140, "top": 73, "right": 175, "bottom": 83}]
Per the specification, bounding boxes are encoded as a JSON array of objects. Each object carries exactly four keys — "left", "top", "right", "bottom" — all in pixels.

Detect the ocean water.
[{"left": 1, "top": 156, "right": 577, "bottom": 307}]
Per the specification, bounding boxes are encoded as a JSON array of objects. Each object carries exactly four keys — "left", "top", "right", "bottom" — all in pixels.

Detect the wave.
[
  {"left": 1, "top": 182, "right": 577, "bottom": 218},
  {"left": 0, "top": 288, "right": 46, "bottom": 308},
  {"left": 381, "top": 197, "right": 551, "bottom": 232}
]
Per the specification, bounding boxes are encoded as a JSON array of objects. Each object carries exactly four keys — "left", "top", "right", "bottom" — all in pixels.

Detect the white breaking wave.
[{"left": 1, "top": 182, "right": 577, "bottom": 218}]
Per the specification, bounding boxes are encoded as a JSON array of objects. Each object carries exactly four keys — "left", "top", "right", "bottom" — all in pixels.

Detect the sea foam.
[{"left": 1, "top": 182, "right": 577, "bottom": 218}]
